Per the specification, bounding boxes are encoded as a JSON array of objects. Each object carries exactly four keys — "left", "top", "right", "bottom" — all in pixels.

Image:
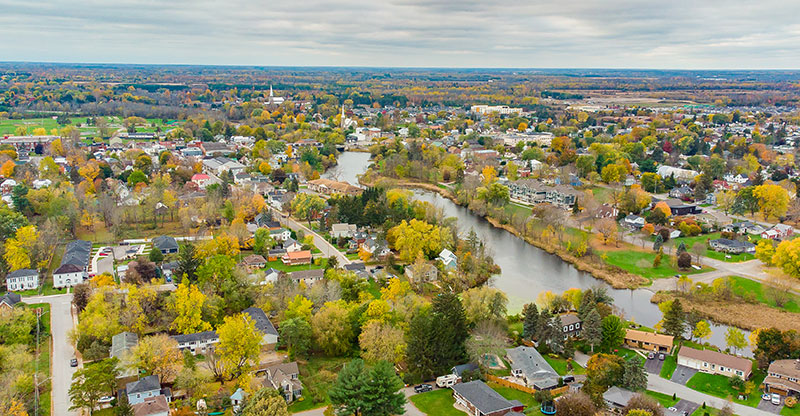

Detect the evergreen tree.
[
  {"left": 406, "top": 293, "right": 469, "bottom": 379},
  {"left": 114, "top": 393, "right": 133, "bottom": 416},
  {"left": 676, "top": 242, "right": 687, "bottom": 256},
  {"left": 362, "top": 361, "right": 406, "bottom": 416},
  {"left": 175, "top": 243, "right": 200, "bottom": 283},
  {"left": 621, "top": 358, "right": 647, "bottom": 391},
  {"left": 577, "top": 290, "right": 596, "bottom": 320},
  {"left": 582, "top": 308, "right": 602, "bottom": 353},
  {"left": 662, "top": 299, "right": 686, "bottom": 338},
  {"left": 329, "top": 359, "right": 369, "bottom": 416},
  {"left": 600, "top": 315, "right": 626, "bottom": 352},
  {"left": 537, "top": 308, "right": 554, "bottom": 344},
  {"left": 546, "top": 315, "right": 565, "bottom": 353},
  {"left": 521, "top": 303, "right": 539, "bottom": 340},
  {"left": 406, "top": 308, "right": 437, "bottom": 380}
]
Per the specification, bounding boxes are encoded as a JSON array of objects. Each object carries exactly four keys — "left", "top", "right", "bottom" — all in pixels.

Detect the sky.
[{"left": 1, "top": 0, "right": 800, "bottom": 69}]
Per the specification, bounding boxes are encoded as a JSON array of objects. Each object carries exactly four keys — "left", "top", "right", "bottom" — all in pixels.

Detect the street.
[
  {"left": 24, "top": 293, "right": 79, "bottom": 416},
  {"left": 647, "top": 373, "right": 774, "bottom": 416},
  {"left": 271, "top": 207, "right": 352, "bottom": 266}
]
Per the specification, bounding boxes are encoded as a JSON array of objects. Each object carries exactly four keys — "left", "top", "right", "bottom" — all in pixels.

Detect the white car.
[
  {"left": 98, "top": 396, "right": 114, "bottom": 404},
  {"left": 771, "top": 393, "right": 781, "bottom": 405}
]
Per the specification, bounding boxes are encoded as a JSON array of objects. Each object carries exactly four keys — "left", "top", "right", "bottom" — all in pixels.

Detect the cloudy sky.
[{"left": 1, "top": 0, "right": 799, "bottom": 69}]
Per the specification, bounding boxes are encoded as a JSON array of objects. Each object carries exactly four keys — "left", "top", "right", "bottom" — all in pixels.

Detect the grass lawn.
[
  {"left": 504, "top": 203, "right": 532, "bottom": 219},
  {"left": 261, "top": 258, "right": 328, "bottom": 272},
  {"left": 613, "top": 347, "right": 645, "bottom": 365},
  {"left": 686, "top": 369, "right": 765, "bottom": 408},
  {"left": 93, "top": 408, "right": 114, "bottom": 416},
  {"left": 408, "top": 389, "right": 465, "bottom": 416},
  {"left": 781, "top": 405, "right": 800, "bottom": 415},
  {"left": 365, "top": 279, "right": 382, "bottom": 299},
  {"left": 543, "top": 355, "right": 585, "bottom": 376},
  {"left": 725, "top": 276, "right": 800, "bottom": 313},
  {"left": 488, "top": 382, "right": 544, "bottom": 415},
  {"left": 645, "top": 390, "right": 679, "bottom": 408},
  {"left": 602, "top": 249, "right": 701, "bottom": 281},
  {"left": 671, "top": 232, "right": 757, "bottom": 262},
  {"left": 591, "top": 186, "right": 612, "bottom": 204},
  {"left": 660, "top": 353, "right": 678, "bottom": 379},
  {"left": 288, "top": 355, "right": 350, "bottom": 413},
  {"left": 508, "top": 321, "right": 523, "bottom": 337},
  {"left": 345, "top": 252, "right": 360, "bottom": 260}
]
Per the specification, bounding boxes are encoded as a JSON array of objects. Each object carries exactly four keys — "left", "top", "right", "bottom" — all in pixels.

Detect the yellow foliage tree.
[
  {"left": 754, "top": 184, "right": 789, "bottom": 220},
  {"left": 481, "top": 165, "right": 497, "bottom": 185},
  {"left": 90, "top": 273, "right": 115, "bottom": 287},
  {"left": 170, "top": 281, "right": 212, "bottom": 334},
  {"left": 216, "top": 313, "right": 263, "bottom": 379},
  {"left": 3, "top": 225, "right": 38, "bottom": 270},
  {"left": 0, "top": 160, "right": 15, "bottom": 177}
]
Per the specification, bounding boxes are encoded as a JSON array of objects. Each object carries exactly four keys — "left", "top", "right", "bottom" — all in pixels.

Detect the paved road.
[
  {"left": 271, "top": 207, "right": 352, "bottom": 266},
  {"left": 647, "top": 373, "right": 774, "bottom": 416},
  {"left": 292, "top": 387, "right": 426, "bottom": 416},
  {"left": 23, "top": 294, "right": 78, "bottom": 416}
]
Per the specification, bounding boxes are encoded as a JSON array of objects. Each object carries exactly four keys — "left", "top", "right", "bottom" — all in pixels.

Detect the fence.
[{"left": 486, "top": 375, "right": 569, "bottom": 397}]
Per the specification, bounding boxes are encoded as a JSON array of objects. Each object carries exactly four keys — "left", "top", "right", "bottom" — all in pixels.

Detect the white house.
[
  {"left": 330, "top": 223, "right": 357, "bottom": 239},
  {"left": 438, "top": 249, "right": 458, "bottom": 270},
  {"left": 5, "top": 269, "right": 39, "bottom": 291},
  {"left": 53, "top": 264, "right": 85, "bottom": 288}
]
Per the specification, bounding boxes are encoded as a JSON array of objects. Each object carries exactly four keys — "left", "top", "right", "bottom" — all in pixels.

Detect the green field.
[
  {"left": 670, "top": 232, "right": 758, "bottom": 262},
  {"left": 408, "top": 389, "right": 465, "bottom": 416},
  {"left": 645, "top": 390, "right": 679, "bottom": 408},
  {"left": 504, "top": 203, "right": 533, "bottom": 219},
  {"left": 0, "top": 116, "right": 180, "bottom": 137},
  {"left": 724, "top": 276, "right": 800, "bottom": 313},
  {"left": 590, "top": 186, "right": 613, "bottom": 204},
  {"left": 602, "top": 249, "right": 709, "bottom": 281},
  {"left": 614, "top": 347, "right": 645, "bottom": 365},
  {"left": 660, "top": 353, "right": 678, "bottom": 379},
  {"left": 543, "top": 355, "right": 585, "bottom": 376},
  {"left": 685, "top": 368, "right": 765, "bottom": 408},
  {"left": 260, "top": 258, "right": 328, "bottom": 272},
  {"left": 487, "top": 382, "right": 544, "bottom": 415}
]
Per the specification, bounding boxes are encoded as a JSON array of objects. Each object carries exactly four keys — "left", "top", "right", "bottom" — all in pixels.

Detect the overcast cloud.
[{"left": 1, "top": 0, "right": 799, "bottom": 69}]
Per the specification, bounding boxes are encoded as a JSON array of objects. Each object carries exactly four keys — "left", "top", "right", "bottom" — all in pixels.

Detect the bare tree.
[
  {"left": 691, "top": 242, "right": 706, "bottom": 265},
  {"left": 596, "top": 217, "right": 618, "bottom": 246}
]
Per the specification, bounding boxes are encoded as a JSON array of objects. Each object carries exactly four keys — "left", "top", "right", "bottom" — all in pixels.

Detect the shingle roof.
[
  {"left": 111, "top": 332, "right": 138, "bottom": 359},
  {"left": 624, "top": 329, "right": 673, "bottom": 346},
  {"left": 61, "top": 240, "right": 92, "bottom": 268},
  {"left": 171, "top": 330, "right": 218, "bottom": 344},
  {"left": 505, "top": 346, "right": 559, "bottom": 389},
  {"left": 152, "top": 236, "right": 178, "bottom": 251},
  {"left": 289, "top": 269, "right": 324, "bottom": 281},
  {"left": 243, "top": 307, "right": 278, "bottom": 336},
  {"left": 603, "top": 386, "right": 635, "bottom": 407},
  {"left": 126, "top": 375, "right": 161, "bottom": 395},
  {"left": 452, "top": 381, "right": 518, "bottom": 414},
  {"left": 678, "top": 346, "right": 752, "bottom": 375},
  {"left": 559, "top": 313, "right": 581, "bottom": 327},
  {"left": 0, "top": 292, "right": 22, "bottom": 306},
  {"left": 7, "top": 268, "right": 38, "bottom": 279},
  {"left": 132, "top": 394, "right": 169, "bottom": 416},
  {"left": 54, "top": 263, "right": 83, "bottom": 275}
]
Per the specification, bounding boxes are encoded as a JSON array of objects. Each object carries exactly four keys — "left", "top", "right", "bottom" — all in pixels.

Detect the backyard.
[
  {"left": 602, "top": 248, "right": 709, "bottom": 281},
  {"left": 408, "top": 389, "right": 465, "bottom": 416},
  {"left": 725, "top": 276, "right": 800, "bottom": 313},
  {"left": 287, "top": 356, "right": 350, "bottom": 413},
  {"left": 685, "top": 368, "right": 766, "bottom": 408},
  {"left": 543, "top": 355, "right": 586, "bottom": 376},
  {"left": 670, "top": 232, "right": 759, "bottom": 263}
]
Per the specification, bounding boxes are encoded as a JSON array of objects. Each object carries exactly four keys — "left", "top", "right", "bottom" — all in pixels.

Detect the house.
[
  {"left": 603, "top": 386, "right": 636, "bottom": 410},
  {"left": 330, "top": 223, "right": 358, "bottom": 239},
  {"left": 288, "top": 269, "right": 324, "bottom": 286},
  {"left": 709, "top": 238, "right": 756, "bottom": 254},
  {"left": 270, "top": 228, "right": 292, "bottom": 242},
  {"left": 151, "top": 236, "right": 179, "bottom": 255},
  {"left": 559, "top": 314, "right": 582, "bottom": 339},
  {"left": 624, "top": 329, "right": 673, "bottom": 353},
  {"left": 664, "top": 199, "right": 700, "bottom": 216},
  {"left": 264, "top": 362, "right": 303, "bottom": 402},
  {"left": 761, "top": 224, "right": 794, "bottom": 241},
  {"left": 283, "top": 238, "right": 303, "bottom": 252},
  {"left": 677, "top": 346, "right": 752, "bottom": 379},
  {"left": 452, "top": 380, "right": 525, "bottom": 416},
  {"left": 669, "top": 185, "right": 694, "bottom": 200},
  {"left": 596, "top": 203, "right": 619, "bottom": 219},
  {"left": 261, "top": 268, "right": 281, "bottom": 284},
  {"left": 242, "top": 254, "right": 267, "bottom": 271},
  {"left": 5, "top": 269, "right": 39, "bottom": 291},
  {"left": 505, "top": 346, "right": 560, "bottom": 390},
  {"left": 111, "top": 331, "right": 139, "bottom": 360},
  {"left": 0, "top": 292, "right": 21, "bottom": 310},
  {"left": 53, "top": 264, "right": 85, "bottom": 289},
  {"left": 160, "top": 261, "right": 179, "bottom": 280},
  {"left": 307, "top": 178, "right": 362, "bottom": 196},
  {"left": 343, "top": 262, "right": 371, "bottom": 280},
  {"left": 282, "top": 250, "right": 312, "bottom": 266},
  {"left": 126, "top": 375, "right": 163, "bottom": 405},
  {"left": 171, "top": 330, "right": 219, "bottom": 355},
  {"left": 438, "top": 248, "right": 458, "bottom": 270},
  {"left": 191, "top": 173, "right": 213, "bottom": 189},
  {"left": 507, "top": 179, "right": 578, "bottom": 208},
  {"left": 623, "top": 214, "right": 646, "bottom": 229},
  {"left": 230, "top": 388, "right": 246, "bottom": 413},
  {"left": 362, "top": 238, "right": 391, "bottom": 259},
  {"left": 131, "top": 395, "right": 170, "bottom": 416},
  {"left": 243, "top": 307, "right": 279, "bottom": 346},
  {"left": 404, "top": 262, "right": 438, "bottom": 283},
  {"left": 657, "top": 165, "right": 698, "bottom": 181},
  {"left": 200, "top": 142, "right": 230, "bottom": 156},
  {"left": 268, "top": 248, "right": 287, "bottom": 262},
  {"left": 763, "top": 359, "right": 800, "bottom": 397}
]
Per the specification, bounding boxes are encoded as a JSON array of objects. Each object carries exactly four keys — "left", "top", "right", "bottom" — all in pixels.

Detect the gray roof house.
[
  {"left": 0, "top": 292, "right": 21, "bottom": 309},
  {"left": 709, "top": 238, "right": 756, "bottom": 254},
  {"left": 61, "top": 240, "right": 92, "bottom": 269},
  {"left": 243, "top": 307, "right": 279, "bottom": 345},
  {"left": 603, "top": 386, "right": 636, "bottom": 410},
  {"left": 126, "top": 375, "right": 162, "bottom": 405},
  {"left": 152, "top": 236, "right": 179, "bottom": 254},
  {"left": 451, "top": 380, "right": 525, "bottom": 416},
  {"left": 111, "top": 331, "right": 139, "bottom": 378},
  {"left": 505, "top": 346, "right": 560, "bottom": 390},
  {"left": 171, "top": 330, "right": 219, "bottom": 355}
]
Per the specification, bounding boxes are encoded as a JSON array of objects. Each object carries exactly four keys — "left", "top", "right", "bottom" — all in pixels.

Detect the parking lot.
[{"left": 670, "top": 365, "right": 699, "bottom": 385}]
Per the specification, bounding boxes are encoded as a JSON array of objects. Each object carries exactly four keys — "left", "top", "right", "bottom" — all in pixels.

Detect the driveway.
[
  {"left": 23, "top": 293, "right": 78, "bottom": 416},
  {"left": 756, "top": 397, "right": 783, "bottom": 414},
  {"left": 647, "top": 373, "right": 773, "bottom": 416},
  {"left": 668, "top": 399, "right": 700, "bottom": 415},
  {"left": 670, "top": 365, "right": 699, "bottom": 385},
  {"left": 644, "top": 356, "right": 664, "bottom": 374}
]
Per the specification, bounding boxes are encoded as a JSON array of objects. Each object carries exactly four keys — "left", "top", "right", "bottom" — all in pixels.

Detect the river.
[
  {"left": 336, "top": 152, "right": 752, "bottom": 355},
  {"left": 323, "top": 151, "right": 371, "bottom": 187}
]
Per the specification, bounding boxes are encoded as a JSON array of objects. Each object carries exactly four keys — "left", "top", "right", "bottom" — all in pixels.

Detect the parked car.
[
  {"left": 648, "top": 352, "right": 655, "bottom": 360},
  {"left": 98, "top": 396, "right": 114, "bottom": 404},
  {"left": 70, "top": 358, "right": 78, "bottom": 367},
  {"left": 771, "top": 393, "right": 781, "bottom": 405},
  {"left": 763, "top": 393, "right": 771, "bottom": 401},
  {"left": 658, "top": 353, "right": 665, "bottom": 361},
  {"left": 563, "top": 375, "right": 575, "bottom": 383},
  {"left": 414, "top": 384, "right": 433, "bottom": 393},
  {"left": 667, "top": 407, "right": 677, "bottom": 412}
]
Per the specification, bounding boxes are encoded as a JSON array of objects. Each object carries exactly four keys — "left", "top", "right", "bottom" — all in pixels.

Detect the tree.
[
  {"left": 312, "top": 301, "right": 354, "bottom": 356},
  {"left": 755, "top": 239, "right": 776, "bottom": 266},
  {"left": 623, "top": 394, "right": 664, "bottom": 416},
  {"left": 361, "top": 361, "right": 406, "bottom": 416},
  {"left": 406, "top": 293, "right": 468, "bottom": 379},
  {"left": 725, "top": 327, "right": 747, "bottom": 355},
  {"left": 148, "top": 248, "right": 164, "bottom": 263},
  {"left": 175, "top": 244, "right": 200, "bottom": 283},
  {"left": 170, "top": 281, "right": 212, "bottom": 334},
  {"left": 387, "top": 219, "right": 453, "bottom": 263},
  {"left": 677, "top": 252, "right": 692, "bottom": 269},
  {"left": 596, "top": 217, "right": 618, "bottom": 245},
  {"left": 622, "top": 358, "right": 648, "bottom": 391},
  {"left": 716, "top": 190, "right": 737, "bottom": 215},
  {"left": 4, "top": 225, "right": 38, "bottom": 270},
  {"left": 521, "top": 303, "right": 539, "bottom": 339},
  {"left": 291, "top": 193, "right": 326, "bottom": 226},
  {"left": 359, "top": 321, "right": 406, "bottom": 365},
  {"left": 69, "top": 358, "right": 120, "bottom": 415},
  {"left": 128, "top": 334, "right": 183, "bottom": 383},
  {"left": 216, "top": 313, "right": 262, "bottom": 379},
  {"left": 114, "top": 393, "right": 133, "bottom": 416},
  {"left": 328, "top": 359, "right": 369, "bottom": 416},
  {"left": 253, "top": 228, "right": 276, "bottom": 256},
  {"left": 554, "top": 391, "right": 596, "bottom": 416},
  {"left": 772, "top": 238, "right": 800, "bottom": 279},
  {"left": 242, "top": 388, "right": 288, "bottom": 416},
  {"left": 279, "top": 317, "right": 313, "bottom": 359},
  {"left": 600, "top": 315, "right": 626, "bottom": 351},
  {"left": 754, "top": 184, "right": 789, "bottom": 220},
  {"left": 461, "top": 286, "right": 508, "bottom": 326},
  {"left": 692, "top": 320, "right": 712, "bottom": 343},
  {"left": 583, "top": 308, "right": 602, "bottom": 353},
  {"left": 285, "top": 294, "right": 314, "bottom": 321},
  {"left": 662, "top": 299, "right": 686, "bottom": 338}
]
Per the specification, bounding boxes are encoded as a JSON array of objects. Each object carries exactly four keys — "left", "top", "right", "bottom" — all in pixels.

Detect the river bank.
[
  {"left": 651, "top": 291, "right": 800, "bottom": 332},
  {"left": 363, "top": 175, "right": 648, "bottom": 289}
]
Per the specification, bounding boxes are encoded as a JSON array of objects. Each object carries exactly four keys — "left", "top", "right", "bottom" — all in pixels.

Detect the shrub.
[
  {"left": 786, "top": 397, "right": 797, "bottom": 408},
  {"left": 678, "top": 252, "right": 692, "bottom": 269}
]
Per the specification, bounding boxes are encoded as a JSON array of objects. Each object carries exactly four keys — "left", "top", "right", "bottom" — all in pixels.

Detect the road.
[
  {"left": 292, "top": 387, "right": 425, "bottom": 416},
  {"left": 270, "top": 207, "right": 352, "bottom": 266},
  {"left": 647, "top": 374, "right": 774, "bottom": 416},
  {"left": 23, "top": 293, "right": 78, "bottom": 416}
]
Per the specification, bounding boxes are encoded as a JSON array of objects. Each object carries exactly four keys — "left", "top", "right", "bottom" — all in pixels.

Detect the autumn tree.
[
  {"left": 623, "top": 394, "right": 664, "bottom": 416},
  {"left": 755, "top": 239, "right": 776, "bottom": 266},
  {"left": 772, "top": 238, "right": 800, "bottom": 279},
  {"left": 600, "top": 315, "right": 626, "bottom": 352},
  {"left": 554, "top": 391, "right": 596, "bottom": 416},
  {"left": 4, "top": 225, "right": 38, "bottom": 270},
  {"left": 387, "top": 219, "right": 453, "bottom": 263},
  {"left": 170, "top": 281, "right": 212, "bottom": 334},
  {"left": 754, "top": 184, "right": 789, "bottom": 220},
  {"left": 725, "top": 327, "right": 748, "bottom": 355},
  {"left": 215, "top": 313, "right": 263, "bottom": 380},
  {"left": 242, "top": 388, "right": 288, "bottom": 416},
  {"left": 127, "top": 334, "right": 183, "bottom": 383},
  {"left": 461, "top": 286, "right": 508, "bottom": 326},
  {"left": 312, "top": 300, "right": 354, "bottom": 356},
  {"left": 692, "top": 320, "right": 712, "bottom": 343},
  {"left": 359, "top": 321, "right": 406, "bottom": 365},
  {"left": 291, "top": 193, "right": 326, "bottom": 226}
]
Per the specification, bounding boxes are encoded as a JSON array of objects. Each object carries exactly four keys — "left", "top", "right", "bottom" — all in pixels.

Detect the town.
[{"left": 0, "top": 63, "right": 799, "bottom": 416}]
